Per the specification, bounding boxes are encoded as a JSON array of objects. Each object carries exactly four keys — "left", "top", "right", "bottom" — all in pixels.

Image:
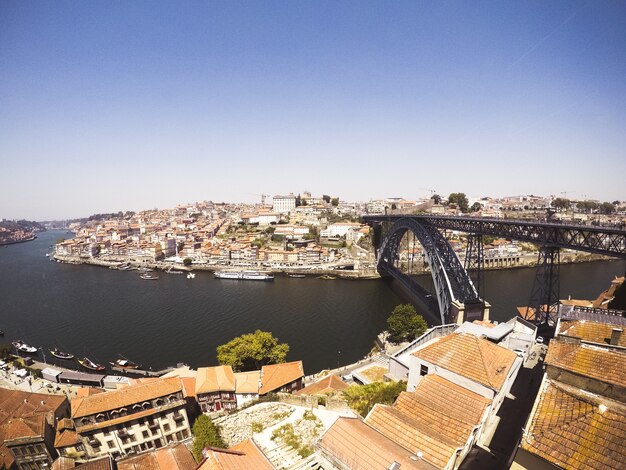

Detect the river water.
[{"left": 0, "top": 230, "right": 624, "bottom": 374}]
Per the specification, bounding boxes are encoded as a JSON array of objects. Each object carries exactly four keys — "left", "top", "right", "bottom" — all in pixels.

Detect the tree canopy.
[
  {"left": 216, "top": 330, "right": 289, "bottom": 372},
  {"left": 322, "top": 194, "right": 331, "bottom": 203},
  {"left": 331, "top": 197, "right": 339, "bottom": 206},
  {"left": 552, "top": 197, "right": 570, "bottom": 212},
  {"left": 447, "top": 193, "right": 469, "bottom": 213},
  {"left": 191, "top": 415, "right": 224, "bottom": 461},
  {"left": 387, "top": 304, "right": 428, "bottom": 343},
  {"left": 470, "top": 202, "right": 482, "bottom": 212}
]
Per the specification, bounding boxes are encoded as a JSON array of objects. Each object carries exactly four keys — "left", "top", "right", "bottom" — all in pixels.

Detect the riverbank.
[
  {"left": 0, "top": 235, "right": 37, "bottom": 246},
  {"left": 51, "top": 254, "right": 382, "bottom": 279},
  {"left": 51, "top": 250, "right": 614, "bottom": 280}
]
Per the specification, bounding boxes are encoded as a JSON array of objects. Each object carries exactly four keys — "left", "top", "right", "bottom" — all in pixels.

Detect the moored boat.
[
  {"left": 140, "top": 273, "right": 159, "bottom": 280},
  {"left": 187, "top": 272, "right": 196, "bottom": 279},
  {"left": 318, "top": 275, "right": 337, "bottom": 280},
  {"left": 12, "top": 340, "right": 38, "bottom": 354},
  {"left": 287, "top": 273, "right": 306, "bottom": 278},
  {"left": 50, "top": 348, "right": 74, "bottom": 360},
  {"left": 110, "top": 358, "right": 140, "bottom": 369},
  {"left": 214, "top": 270, "right": 274, "bottom": 281},
  {"left": 78, "top": 357, "right": 105, "bottom": 371}
]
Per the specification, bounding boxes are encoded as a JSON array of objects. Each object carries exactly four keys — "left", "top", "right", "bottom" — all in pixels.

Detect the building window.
[
  {"left": 420, "top": 364, "right": 429, "bottom": 376},
  {"left": 107, "top": 440, "right": 114, "bottom": 449},
  {"left": 163, "top": 423, "right": 170, "bottom": 432},
  {"left": 182, "top": 429, "right": 189, "bottom": 439},
  {"left": 142, "top": 430, "right": 149, "bottom": 438}
]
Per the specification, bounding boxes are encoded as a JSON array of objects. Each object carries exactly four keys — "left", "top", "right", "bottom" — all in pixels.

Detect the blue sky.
[{"left": 1, "top": 1, "right": 625, "bottom": 220}]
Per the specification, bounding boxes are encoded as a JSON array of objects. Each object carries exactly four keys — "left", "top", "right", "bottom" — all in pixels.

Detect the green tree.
[
  {"left": 387, "top": 304, "right": 428, "bottom": 343},
  {"left": 322, "top": 195, "right": 331, "bottom": 203},
  {"left": 217, "top": 330, "right": 289, "bottom": 372},
  {"left": 331, "top": 197, "right": 339, "bottom": 206},
  {"left": 343, "top": 381, "right": 407, "bottom": 417},
  {"left": 600, "top": 202, "right": 615, "bottom": 214},
  {"left": 470, "top": 202, "right": 482, "bottom": 212},
  {"left": 431, "top": 194, "right": 442, "bottom": 204},
  {"left": 183, "top": 257, "right": 192, "bottom": 266},
  {"left": 447, "top": 193, "right": 469, "bottom": 213},
  {"left": 552, "top": 198, "right": 570, "bottom": 212},
  {"left": 55, "top": 237, "right": 66, "bottom": 244},
  {"left": 191, "top": 415, "right": 225, "bottom": 460}
]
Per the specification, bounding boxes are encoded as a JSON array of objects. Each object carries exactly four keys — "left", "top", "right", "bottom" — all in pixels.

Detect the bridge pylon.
[{"left": 524, "top": 246, "right": 560, "bottom": 325}]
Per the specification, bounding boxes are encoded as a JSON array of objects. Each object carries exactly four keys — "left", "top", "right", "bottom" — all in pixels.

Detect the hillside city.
[
  {"left": 1, "top": 192, "right": 625, "bottom": 470},
  {"left": 48, "top": 192, "right": 626, "bottom": 276}
]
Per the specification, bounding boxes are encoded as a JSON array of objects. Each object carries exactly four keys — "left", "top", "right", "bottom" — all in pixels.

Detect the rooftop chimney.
[{"left": 610, "top": 328, "right": 622, "bottom": 346}]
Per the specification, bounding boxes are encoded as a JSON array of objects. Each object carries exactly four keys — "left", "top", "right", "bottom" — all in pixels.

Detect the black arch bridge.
[{"left": 364, "top": 215, "right": 626, "bottom": 325}]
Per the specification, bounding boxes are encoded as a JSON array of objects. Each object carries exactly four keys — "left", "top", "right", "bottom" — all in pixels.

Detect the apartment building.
[
  {"left": 272, "top": 195, "right": 296, "bottom": 214},
  {"left": 70, "top": 377, "right": 191, "bottom": 461}
]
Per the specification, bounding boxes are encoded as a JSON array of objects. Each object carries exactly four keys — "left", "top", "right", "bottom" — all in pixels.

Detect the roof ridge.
[{"left": 473, "top": 335, "right": 493, "bottom": 389}]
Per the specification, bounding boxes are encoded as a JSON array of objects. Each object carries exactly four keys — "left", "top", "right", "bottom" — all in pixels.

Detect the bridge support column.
[
  {"left": 464, "top": 234, "right": 484, "bottom": 300},
  {"left": 524, "top": 246, "right": 560, "bottom": 325}
]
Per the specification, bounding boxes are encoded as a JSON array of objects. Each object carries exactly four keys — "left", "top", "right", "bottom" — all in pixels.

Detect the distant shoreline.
[{"left": 0, "top": 235, "right": 38, "bottom": 246}]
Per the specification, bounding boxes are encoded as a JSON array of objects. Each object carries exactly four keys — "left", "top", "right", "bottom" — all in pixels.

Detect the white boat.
[
  {"left": 140, "top": 273, "right": 159, "bottom": 280},
  {"left": 187, "top": 273, "right": 196, "bottom": 279},
  {"left": 12, "top": 340, "right": 38, "bottom": 354},
  {"left": 214, "top": 271, "right": 274, "bottom": 281}
]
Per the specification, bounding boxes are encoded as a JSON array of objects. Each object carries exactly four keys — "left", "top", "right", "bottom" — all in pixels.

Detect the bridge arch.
[{"left": 376, "top": 217, "right": 479, "bottom": 324}]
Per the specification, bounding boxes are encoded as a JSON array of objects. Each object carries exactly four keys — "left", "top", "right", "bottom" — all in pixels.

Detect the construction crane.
[{"left": 249, "top": 193, "right": 270, "bottom": 205}]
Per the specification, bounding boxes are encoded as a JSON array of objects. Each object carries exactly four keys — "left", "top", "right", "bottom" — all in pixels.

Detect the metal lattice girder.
[
  {"left": 464, "top": 234, "right": 484, "bottom": 300},
  {"left": 524, "top": 246, "right": 560, "bottom": 325},
  {"left": 376, "top": 217, "right": 479, "bottom": 324},
  {"left": 364, "top": 215, "right": 626, "bottom": 258}
]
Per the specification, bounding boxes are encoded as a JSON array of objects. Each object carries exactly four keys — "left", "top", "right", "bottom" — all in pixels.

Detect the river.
[{"left": 0, "top": 230, "right": 624, "bottom": 374}]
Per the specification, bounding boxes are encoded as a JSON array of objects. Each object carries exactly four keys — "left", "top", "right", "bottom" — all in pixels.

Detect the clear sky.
[{"left": 1, "top": 1, "right": 625, "bottom": 220}]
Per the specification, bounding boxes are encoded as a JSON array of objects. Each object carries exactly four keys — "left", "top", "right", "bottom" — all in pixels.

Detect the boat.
[
  {"left": 0, "top": 329, "right": 4, "bottom": 336},
  {"left": 187, "top": 273, "right": 196, "bottom": 279},
  {"left": 140, "top": 273, "right": 159, "bottom": 280},
  {"left": 318, "top": 275, "right": 337, "bottom": 280},
  {"left": 78, "top": 357, "right": 105, "bottom": 371},
  {"left": 138, "top": 267, "right": 153, "bottom": 273},
  {"left": 110, "top": 358, "right": 140, "bottom": 370},
  {"left": 214, "top": 271, "right": 274, "bottom": 281},
  {"left": 12, "top": 340, "right": 38, "bottom": 354},
  {"left": 165, "top": 267, "right": 184, "bottom": 275},
  {"left": 50, "top": 348, "right": 74, "bottom": 360},
  {"left": 287, "top": 273, "right": 306, "bottom": 278}
]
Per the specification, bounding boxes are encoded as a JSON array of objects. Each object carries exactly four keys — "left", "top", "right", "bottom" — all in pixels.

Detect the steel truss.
[
  {"left": 524, "top": 246, "right": 560, "bottom": 325},
  {"left": 365, "top": 215, "right": 626, "bottom": 258},
  {"left": 376, "top": 217, "right": 479, "bottom": 324}
]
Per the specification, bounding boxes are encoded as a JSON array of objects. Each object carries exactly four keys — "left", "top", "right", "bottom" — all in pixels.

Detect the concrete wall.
[
  {"left": 407, "top": 356, "right": 495, "bottom": 399},
  {"left": 546, "top": 366, "right": 626, "bottom": 403},
  {"left": 511, "top": 448, "right": 557, "bottom": 470}
]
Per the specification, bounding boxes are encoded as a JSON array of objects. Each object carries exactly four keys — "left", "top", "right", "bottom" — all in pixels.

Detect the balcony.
[
  {"left": 173, "top": 413, "right": 185, "bottom": 422},
  {"left": 87, "top": 438, "right": 101, "bottom": 447}
]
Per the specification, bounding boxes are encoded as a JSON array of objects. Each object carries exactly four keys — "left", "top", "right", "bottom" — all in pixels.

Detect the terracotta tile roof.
[
  {"left": 545, "top": 339, "right": 626, "bottom": 388},
  {"left": 55, "top": 428, "right": 81, "bottom": 448},
  {"left": 196, "top": 365, "right": 236, "bottom": 395},
  {"left": 71, "top": 377, "right": 182, "bottom": 418},
  {"left": 558, "top": 320, "right": 626, "bottom": 347},
  {"left": 317, "top": 417, "right": 435, "bottom": 470},
  {"left": 366, "top": 404, "right": 457, "bottom": 468},
  {"left": 118, "top": 442, "right": 196, "bottom": 469},
  {"left": 364, "top": 375, "right": 490, "bottom": 468},
  {"left": 259, "top": 361, "right": 304, "bottom": 395},
  {"left": 75, "top": 456, "right": 115, "bottom": 469},
  {"left": 412, "top": 333, "right": 517, "bottom": 391},
  {"left": 181, "top": 377, "right": 197, "bottom": 398},
  {"left": 197, "top": 439, "right": 274, "bottom": 470},
  {"left": 294, "top": 374, "right": 348, "bottom": 396},
  {"left": 2, "top": 413, "right": 46, "bottom": 440},
  {"left": 234, "top": 371, "right": 261, "bottom": 394},
  {"left": 521, "top": 378, "right": 626, "bottom": 470},
  {"left": 52, "top": 456, "right": 77, "bottom": 470},
  {"left": 0, "top": 389, "right": 67, "bottom": 469}
]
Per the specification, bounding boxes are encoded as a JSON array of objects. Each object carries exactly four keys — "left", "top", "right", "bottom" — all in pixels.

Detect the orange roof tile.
[
  {"left": 557, "top": 320, "right": 626, "bottom": 347},
  {"left": 55, "top": 428, "right": 81, "bottom": 448},
  {"left": 259, "top": 361, "right": 304, "bottom": 395},
  {"left": 544, "top": 339, "right": 626, "bottom": 388},
  {"left": 521, "top": 378, "right": 626, "bottom": 470},
  {"left": 197, "top": 439, "right": 274, "bottom": 470},
  {"left": 118, "top": 442, "right": 196, "bottom": 469},
  {"left": 413, "top": 333, "right": 517, "bottom": 391},
  {"left": 196, "top": 366, "right": 236, "bottom": 395},
  {"left": 318, "top": 417, "right": 435, "bottom": 470},
  {"left": 294, "top": 374, "right": 348, "bottom": 396},
  {"left": 234, "top": 371, "right": 261, "bottom": 394},
  {"left": 71, "top": 377, "right": 182, "bottom": 418}
]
